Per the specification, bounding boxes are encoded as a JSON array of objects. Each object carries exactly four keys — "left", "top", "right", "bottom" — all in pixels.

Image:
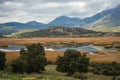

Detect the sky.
[{"left": 0, "top": 0, "right": 120, "bottom": 23}]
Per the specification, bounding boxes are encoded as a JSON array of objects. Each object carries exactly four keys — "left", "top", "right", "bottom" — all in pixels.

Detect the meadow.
[
  {"left": 5, "top": 50, "right": 120, "bottom": 64},
  {"left": 0, "top": 65, "right": 116, "bottom": 80},
  {"left": 0, "top": 37, "right": 120, "bottom": 80},
  {"left": 0, "top": 37, "right": 120, "bottom": 46},
  {"left": 0, "top": 37, "right": 119, "bottom": 63}
]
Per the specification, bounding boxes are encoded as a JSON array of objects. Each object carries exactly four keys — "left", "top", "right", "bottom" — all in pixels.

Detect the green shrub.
[
  {"left": 0, "top": 51, "right": 6, "bottom": 70},
  {"left": 11, "top": 58, "right": 24, "bottom": 73},
  {"left": 11, "top": 43, "right": 47, "bottom": 73},
  {"left": 56, "top": 49, "right": 89, "bottom": 76},
  {"left": 90, "top": 62, "right": 120, "bottom": 76},
  {"left": 47, "top": 60, "right": 53, "bottom": 65}
]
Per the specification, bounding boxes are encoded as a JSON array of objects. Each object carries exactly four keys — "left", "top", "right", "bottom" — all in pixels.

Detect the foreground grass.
[
  {"left": 0, "top": 65, "right": 78, "bottom": 80},
  {"left": 0, "top": 65, "right": 119, "bottom": 80}
]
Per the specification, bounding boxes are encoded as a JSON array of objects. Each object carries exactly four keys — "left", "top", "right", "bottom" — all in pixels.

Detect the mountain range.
[{"left": 0, "top": 5, "right": 120, "bottom": 37}]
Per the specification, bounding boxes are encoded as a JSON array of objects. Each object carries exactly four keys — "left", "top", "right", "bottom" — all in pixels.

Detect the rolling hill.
[
  {"left": 16, "top": 27, "right": 120, "bottom": 37},
  {"left": 18, "top": 27, "right": 101, "bottom": 37}
]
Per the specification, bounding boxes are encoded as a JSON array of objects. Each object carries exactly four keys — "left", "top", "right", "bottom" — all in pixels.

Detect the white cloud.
[
  {"left": 4, "top": 1, "right": 23, "bottom": 7},
  {"left": 0, "top": 0, "right": 120, "bottom": 23}
]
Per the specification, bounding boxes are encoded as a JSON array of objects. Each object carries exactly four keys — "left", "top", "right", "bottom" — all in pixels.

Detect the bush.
[
  {"left": 11, "top": 58, "right": 24, "bottom": 73},
  {"left": 111, "top": 76, "right": 120, "bottom": 80},
  {"left": 0, "top": 51, "right": 6, "bottom": 70},
  {"left": 73, "top": 72, "right": 87, "bottom": 79},
  {"left": 56, "top": 49, "right": 89, "bottom": 75},
  {"left": 90, "top": 62, "right": 120, "bottom": 76},
  {"left": 11, "top": 43, "right": 47, "bottom": 73},
  {"left": 47, "top": 60, "right": 53, "bottom": 65}
]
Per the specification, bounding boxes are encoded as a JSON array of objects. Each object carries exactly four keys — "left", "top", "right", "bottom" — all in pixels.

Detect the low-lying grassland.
[
  {"left": 0, "top": 65, "right": 119, "bottom": 80},
  {"left": 5, "top": 50, "right": 120, "bottom": 63},
  {"left": 0, "top": 37, "right": 120, "bottom": 46},
  {"left": 0, "top": 37, "right": 120, "bottom": 80}
]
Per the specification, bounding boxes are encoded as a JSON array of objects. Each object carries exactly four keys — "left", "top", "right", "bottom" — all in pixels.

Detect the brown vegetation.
[
  {"left": 5, "top": 50, "right": 120, "bottom": 63},
  {"left": 0, "top": 37, "right": 120, "bottom": 46},
  {"left": 1, "top": 37, "right": 120, "bottom": 63}
]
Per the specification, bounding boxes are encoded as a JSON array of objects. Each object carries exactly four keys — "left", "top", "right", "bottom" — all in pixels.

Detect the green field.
[{"left": 0, "top": 65, "right": 119, "bottom": 80}]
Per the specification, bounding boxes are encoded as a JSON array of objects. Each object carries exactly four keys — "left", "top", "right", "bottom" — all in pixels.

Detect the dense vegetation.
[
  {"left": 90, "top": 62, "right": 120, "bottom": 76},
  {"left": 11, "top": 43, "right": 47, "bottom": 73},
  {"left": 0, "top": 51, "right": 6, "bottom": 70},
  {"left": 56, "top": 49, "right": 89, "bottom": 76}
]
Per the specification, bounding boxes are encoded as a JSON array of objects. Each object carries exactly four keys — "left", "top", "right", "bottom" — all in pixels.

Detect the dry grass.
[
  {"left": 0, "top": 37, "right": 120, "bottom": 46},
  {"left": 5, "top": 50, "right": 120, "bottom": 63},
  {"left": 1, "top": 37, "right": 120, "bottom": 63},
  {"left": 5, "top": 51, "right": 20, "bottom": 63}
]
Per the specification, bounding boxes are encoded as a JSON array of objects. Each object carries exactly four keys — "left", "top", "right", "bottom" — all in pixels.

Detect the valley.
[
  {"left": 0, "top": 37, "right": 120, "bottom": 63},
  {"left": 0, "top": 2, "right": 120, "bottom": 79}
]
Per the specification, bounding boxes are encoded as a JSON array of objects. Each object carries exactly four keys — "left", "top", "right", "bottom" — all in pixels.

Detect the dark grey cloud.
[{"left": 0, "top": 0, "right": 120, "bottom": 23}]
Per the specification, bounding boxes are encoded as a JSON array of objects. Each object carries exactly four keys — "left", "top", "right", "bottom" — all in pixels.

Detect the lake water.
[
  {"left": 0, "top": 45, "right": 26, "bottom": 51},
  {"left": 0, "top": 44, "right": 118, "bottom": 54}
]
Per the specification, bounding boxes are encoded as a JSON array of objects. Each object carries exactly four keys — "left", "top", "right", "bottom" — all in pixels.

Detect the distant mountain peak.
[
  {"left": 26, "top": 21, "right": 45, "bottom": 24},
  {"left": 25, "top": 21, "right": 45, "bottom": 27},
  {"left": 57, "top": 16, "right": 69, "bottom": 18},
  {"left": 27, "top": 21, "right": 38, "bottom": 23},
  {"left": 56, "top": 16, "right": 81, "bottom": 20},
  {"left": 48, "top": 16, "right": 81, "bottom": 27}
]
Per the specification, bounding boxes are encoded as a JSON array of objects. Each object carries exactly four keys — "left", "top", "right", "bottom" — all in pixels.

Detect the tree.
[
  {"left": 0, "top": 51, "right": 6, "bottom": 70},
  {"left": 11, "top": 43, "right": 47, "bottom": 73},
  {"left": 90, "top": 62, "right": 120, "bottom": 76},
  {"left": 11, "top": 58, "right": 24, "bottom": 73},
  {"left": 56, "top": 49, "right": 89, "bottom": 75}
]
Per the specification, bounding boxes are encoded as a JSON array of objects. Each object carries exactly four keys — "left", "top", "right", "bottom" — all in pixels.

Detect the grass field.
[
  {"left": 5, "top": 50, "right": 120, "bottom": 63},
  {"left": 0, "top": 37, "right": 120, "bottom": 46},
  {"left": 1, "top": 37, "right": 120, "bottom": 80},
  {"left": 0, "top": 37, "right": 120, "bottom": 63}
]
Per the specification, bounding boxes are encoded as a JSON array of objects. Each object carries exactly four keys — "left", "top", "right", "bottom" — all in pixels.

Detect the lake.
[{"left": 0, "top": 44, "right": 118, "bottom": 54}]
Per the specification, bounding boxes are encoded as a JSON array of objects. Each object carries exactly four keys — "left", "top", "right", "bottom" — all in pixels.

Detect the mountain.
[
  {"left": 3, "top": 22, "right": 27, "bottom": 27},
  {"left": 2, "top": 21, "right": 46, "bottom": 29},
  {"left": 86, "top": 5, "right": 120, "bottom": 32},
  {"left": 47, "top": 5, "right": 120, "bottom": 30},
  {"left": 25, "top": 21, "right": 45, "bottom": 28},
  {"left": 18, "top": 27, "right": 103, "bottom": 37},
  {"left": 0, "top": 21, "right": 46, "bottom": 36},
  {"left": 48, "top": 16, "right": 81, "bottom": 27},
  {"left": 78, "top": 8, "right": 112, "bottom": 27},
  {"left": 0, "top": 5, "right": 120, "bottom": 37}
]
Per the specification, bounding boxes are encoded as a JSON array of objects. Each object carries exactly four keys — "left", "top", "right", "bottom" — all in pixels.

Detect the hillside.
[
  {"left": 48, "top": 16, "right": 81, "bottom": 27},
  {"left": 87, "top": 5, "right": 120, "bottom": 32},
  {"left": 18, "top": 27, "right": 101, "bottom": 37}
]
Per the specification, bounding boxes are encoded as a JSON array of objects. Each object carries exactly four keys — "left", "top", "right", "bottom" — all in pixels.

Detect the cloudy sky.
[{"left": 0, "top": 0, "right": 120, "bottom": 23}]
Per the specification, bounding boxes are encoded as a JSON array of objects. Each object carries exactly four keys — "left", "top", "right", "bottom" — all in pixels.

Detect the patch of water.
[{"left": 0, "top": 44, "right": 118, "bottom": 53}]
